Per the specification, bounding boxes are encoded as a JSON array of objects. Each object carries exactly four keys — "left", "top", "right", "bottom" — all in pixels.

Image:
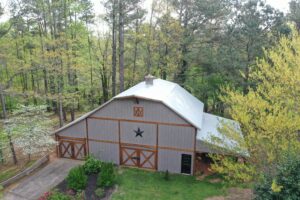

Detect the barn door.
[
  {"left": 181, "top": 154, "right": 192, "bottom": 174},
  {"left": 139, "top": 150, "right": 156, "bottom": 169},
  {"left": 58, "top": 137, "right": 87, "bottom": 160},
  {"left": 121, "top": 147, "right": 156, "bottom": 170},
  {"left": 120, "top": 148, "right": 139, "bottom": 167}
]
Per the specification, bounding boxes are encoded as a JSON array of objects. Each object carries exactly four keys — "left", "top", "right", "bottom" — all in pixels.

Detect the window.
[
  {"left": 133, "top": 106, "right": 144, "bottom": 117},
  {"left": 181, "top": 154, "right": 192, "bottom": 174}
]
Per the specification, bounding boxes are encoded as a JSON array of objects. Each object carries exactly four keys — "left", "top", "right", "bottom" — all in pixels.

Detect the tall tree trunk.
[
  {"left": 118, "top": 0, "right": 124, "bottom": 92},
  {"left": 58, "top": 52, "right": 64, "bottom": 127},
  {"left": 112, "top": 0, "right": 117, "bottom": 96},
  {"left": 132, "top": 15, "right": 139, "bottom": 85},
  {"left": 58, "top": 92, "right": 64, "bottom": 127},
  {"left": 146, "top": 1, "right": 155, "bottom": 74},
  {"left": 38, "top": 22, "right": 51, "bottom": 110},
  {"left": 63, "top": 108, "right": 67, "bottom": 122},
  {"left": 88, "top": 34, "right": 93, "bottom": 87},
  {"left": 178, "top": 8, "right": 189, "bottom": 85},
  {"left": 70, "top": 106, "right": 75, "bottom": 121},
  {"left": 7, "top": 131, "right": 18, "bottom": 165},
  {"left": 0, "top": 91, "right": 7, "bottom": 119},
  {"left": 31, "top": 70, "right": 37, "bottom": 105}
]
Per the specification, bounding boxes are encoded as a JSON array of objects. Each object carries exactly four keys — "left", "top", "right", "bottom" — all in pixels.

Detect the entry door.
[
  {"left": 181, "top": 154, "right": 192, "bottom": 174},
  {"left": 121, "top": 147, "right": 156, "bottom": 170}
]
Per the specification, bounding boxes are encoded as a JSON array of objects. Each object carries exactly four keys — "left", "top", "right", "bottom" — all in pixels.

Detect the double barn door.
[
  {"left": 120, "top": 146, "right": 157, "bottom": 170},
  {"left": 58, "top": 136, "right": 87, "bottom": 160}
]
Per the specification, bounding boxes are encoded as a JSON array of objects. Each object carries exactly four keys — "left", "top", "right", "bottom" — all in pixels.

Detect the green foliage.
[
  {"left": 254, "top": 154, "right": 300, "bottom": 200},
  {"left": 48, "top": 190, "right": 71, "bottom": 200},
  {"left": 211, "top": 33, "right": 300, "bottom": 183},
  {"left": 83, "top": 155, "right": 102, "bottom": 175},
  {"left": 95, "top": 187, "right": 105, "bottom": 198},
  {"left": 112, "top": 168, "right": 229, "bottom": 200},
  {"left": 289, "top": 0, "right": 300, "bottom": 31},
  {"left": 0, "top": 185, "right": 3, "bottom": 199},
  {"left": 210, "top": 155, "right": 256, "bottom": 184},
  {"left": 66, "top": 166, "right": 88, "bottom": 191},
  {"left": 97, "top": 162, "right": 115, "bottom": 188}
]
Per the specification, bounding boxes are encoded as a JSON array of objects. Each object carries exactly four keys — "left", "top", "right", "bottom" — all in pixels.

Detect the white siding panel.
[
  {"left": 57, "top": 120, "right": 86, "bottom": 138},
  {"left": 88, "top": 118, "right": 118, "bottom": 141},
  {"left": 91, "top": 99, "right": 189, "bottom": 125},
  {"left": 158, "top": 149, "right": 194, "bottom": 174},
  {"left": 89, "top": 141, "right": 119, "bottom": 164},
  {"left": 158, "top": 125, "right": 195, "bottom": 149},
  {"left": 120, "top": 122, "right": 156, "bottom": 146}
]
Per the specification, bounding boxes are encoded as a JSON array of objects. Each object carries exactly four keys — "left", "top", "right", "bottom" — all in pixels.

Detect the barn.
[{"left": 53, "top": 76, "right": 242, "bottom": 175}]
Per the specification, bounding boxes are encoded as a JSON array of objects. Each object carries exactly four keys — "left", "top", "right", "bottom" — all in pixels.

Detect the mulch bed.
[{"left": 55, "top": 174, "right": 115, "bottom": 200}]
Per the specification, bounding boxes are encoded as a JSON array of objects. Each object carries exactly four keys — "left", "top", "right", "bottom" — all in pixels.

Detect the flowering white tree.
[{"left": 3, "top": 105, "right": 57, "bottom": 161}]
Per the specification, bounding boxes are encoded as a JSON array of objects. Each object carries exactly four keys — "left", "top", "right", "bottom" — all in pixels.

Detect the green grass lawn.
[
  {"left": 0, "top": 160, "right": 36, "bottom": 183},
  {"left": 111, "top": 168, "right": 229, "bottom": 200}
]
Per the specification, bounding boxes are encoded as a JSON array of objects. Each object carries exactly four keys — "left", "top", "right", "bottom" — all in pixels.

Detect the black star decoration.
[{"left": 134, "top": 127, "right": 144, "bottom": 137}]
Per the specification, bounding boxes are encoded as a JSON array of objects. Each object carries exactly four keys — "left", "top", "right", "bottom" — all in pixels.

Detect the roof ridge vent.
[{"left": 145, "top": 74, "right": 156, "bottom": 86}]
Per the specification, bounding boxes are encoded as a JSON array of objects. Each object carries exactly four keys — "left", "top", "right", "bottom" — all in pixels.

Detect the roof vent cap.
[{"left": 145, "top": 74, "right": 155, "bottom": 86}]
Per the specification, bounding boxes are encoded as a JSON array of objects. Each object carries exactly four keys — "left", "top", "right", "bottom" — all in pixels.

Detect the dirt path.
[
  {"left": 205, "top": 188, "right": 254, "bottom": 200},
  {"left": 3, "top": 158, "right": 83, "bottom": 200}
]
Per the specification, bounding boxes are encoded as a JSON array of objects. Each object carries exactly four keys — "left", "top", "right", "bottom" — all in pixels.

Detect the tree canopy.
[{"left": 210, "top": 31, "right": 300, "bottom": 183}]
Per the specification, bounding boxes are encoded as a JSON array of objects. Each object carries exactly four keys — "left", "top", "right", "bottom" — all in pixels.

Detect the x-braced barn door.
[
  {"left": 120, "top": 147, "right": 156, "bottom": 170},
  {"left": 58, "top": 136, "right": 87, "bottom": 160}
]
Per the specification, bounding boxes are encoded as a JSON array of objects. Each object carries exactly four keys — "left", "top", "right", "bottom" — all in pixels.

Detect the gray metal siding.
[
  {"left": 56, "top": 97, "right": 198, "bottom": 175},
  {"left": 158, "top": 125, "right": 195, "bottom": 149},
  {"left": 91, "top": 98, "right": 189, "bottom": 125},
  {"left": 57, "top": 120, "right": 86, "bottom": 138},
  {"left": 89, "top": 141, "right": 119, "bottom": 164},
  {"left": 158, "top": 149, "right": 194, "bottom": 174},
  {"left": 120, "top": 122, "right": 156, "bottom": 146},
  {"left": 87, "top": 118, "right": 118, "bottom": 141}
]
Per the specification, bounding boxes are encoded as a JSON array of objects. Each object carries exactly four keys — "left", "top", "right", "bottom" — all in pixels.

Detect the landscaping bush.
[
  {"left": 66, "top": 166, "right": 88, "bottom": 191},
  {"left": 47, "top": 190, "right": 71, "bottom": 200},
  {"left": 83, "top": 155, "right": 102, "bottom": 175},
  {"left": 254, "top": 154, "right": 300, "bottom": 200},
  {"left": 95, "top": 188, "right": 105, "bottom": 198},
  {"left": 97, "top": 162, "right": 115, "bottom": 187}
]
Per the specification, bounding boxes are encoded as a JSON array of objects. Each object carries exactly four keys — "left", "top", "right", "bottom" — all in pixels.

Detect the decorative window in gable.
[{"left": 133, "top": 106, "right": 144, "bottom": 117}]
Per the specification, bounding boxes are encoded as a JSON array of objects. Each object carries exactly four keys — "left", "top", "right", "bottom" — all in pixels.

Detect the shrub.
[
  {"left": 66, "top": 166, "right": 88, "bottom": 191},
  {"left": 97, "top": 162, "right": 115, "bottom": 187},
  {"left": 74, "top": 191, "right": 85, "bottom": 200},
  {"left": 48, "top": 190, "right": 71, "bottom": 200},
  {"left": 95, "top": 188, "right": 105, "bottom": 198},
  {"left": 254, "top": 154, "right": 300, "bottom": 200},
  {"left": 83, "top": 155, "right": 102, "bottom": 175}
]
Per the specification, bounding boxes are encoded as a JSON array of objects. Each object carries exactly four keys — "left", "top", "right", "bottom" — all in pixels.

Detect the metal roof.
[
  {"left": 197, "top": 113, "right": 247, "bottom": 156},
  {"left": 115, "top": 78, "right": 204, "bottom": 129}
]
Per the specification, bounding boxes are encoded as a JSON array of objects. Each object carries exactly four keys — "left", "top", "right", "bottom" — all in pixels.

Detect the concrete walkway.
[{"left": 3, "top": 159, "right": 83, "bottom": 200}]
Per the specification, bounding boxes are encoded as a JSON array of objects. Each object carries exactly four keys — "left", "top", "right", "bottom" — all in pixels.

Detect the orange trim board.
[
  {"left": 87, "top": 139, "right": 194, "bottom": 152},
  {"left": 57, "top": 135, "right": 86, "bottom": 141},
  {"left": 89, "top": 138, "right": 119, "bottom": 144},
  {"left": 88, "top": 116, "right": 193, "bottom": 127},
  {"left": 158, "top": 146, "right": 194, "bottom": 153}
]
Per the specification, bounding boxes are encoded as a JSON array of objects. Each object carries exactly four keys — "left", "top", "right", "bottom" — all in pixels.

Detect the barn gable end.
[
  {"left": 56, "top": 97, "right": 197, "bottom": 174},
  {"left": 90, "top": 98, "right": 191, "bottom": 125}
]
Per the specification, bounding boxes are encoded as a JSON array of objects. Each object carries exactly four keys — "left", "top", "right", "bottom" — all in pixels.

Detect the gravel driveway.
[{"left": 3, "top": 158, "right": 83, "bottom": 200}]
